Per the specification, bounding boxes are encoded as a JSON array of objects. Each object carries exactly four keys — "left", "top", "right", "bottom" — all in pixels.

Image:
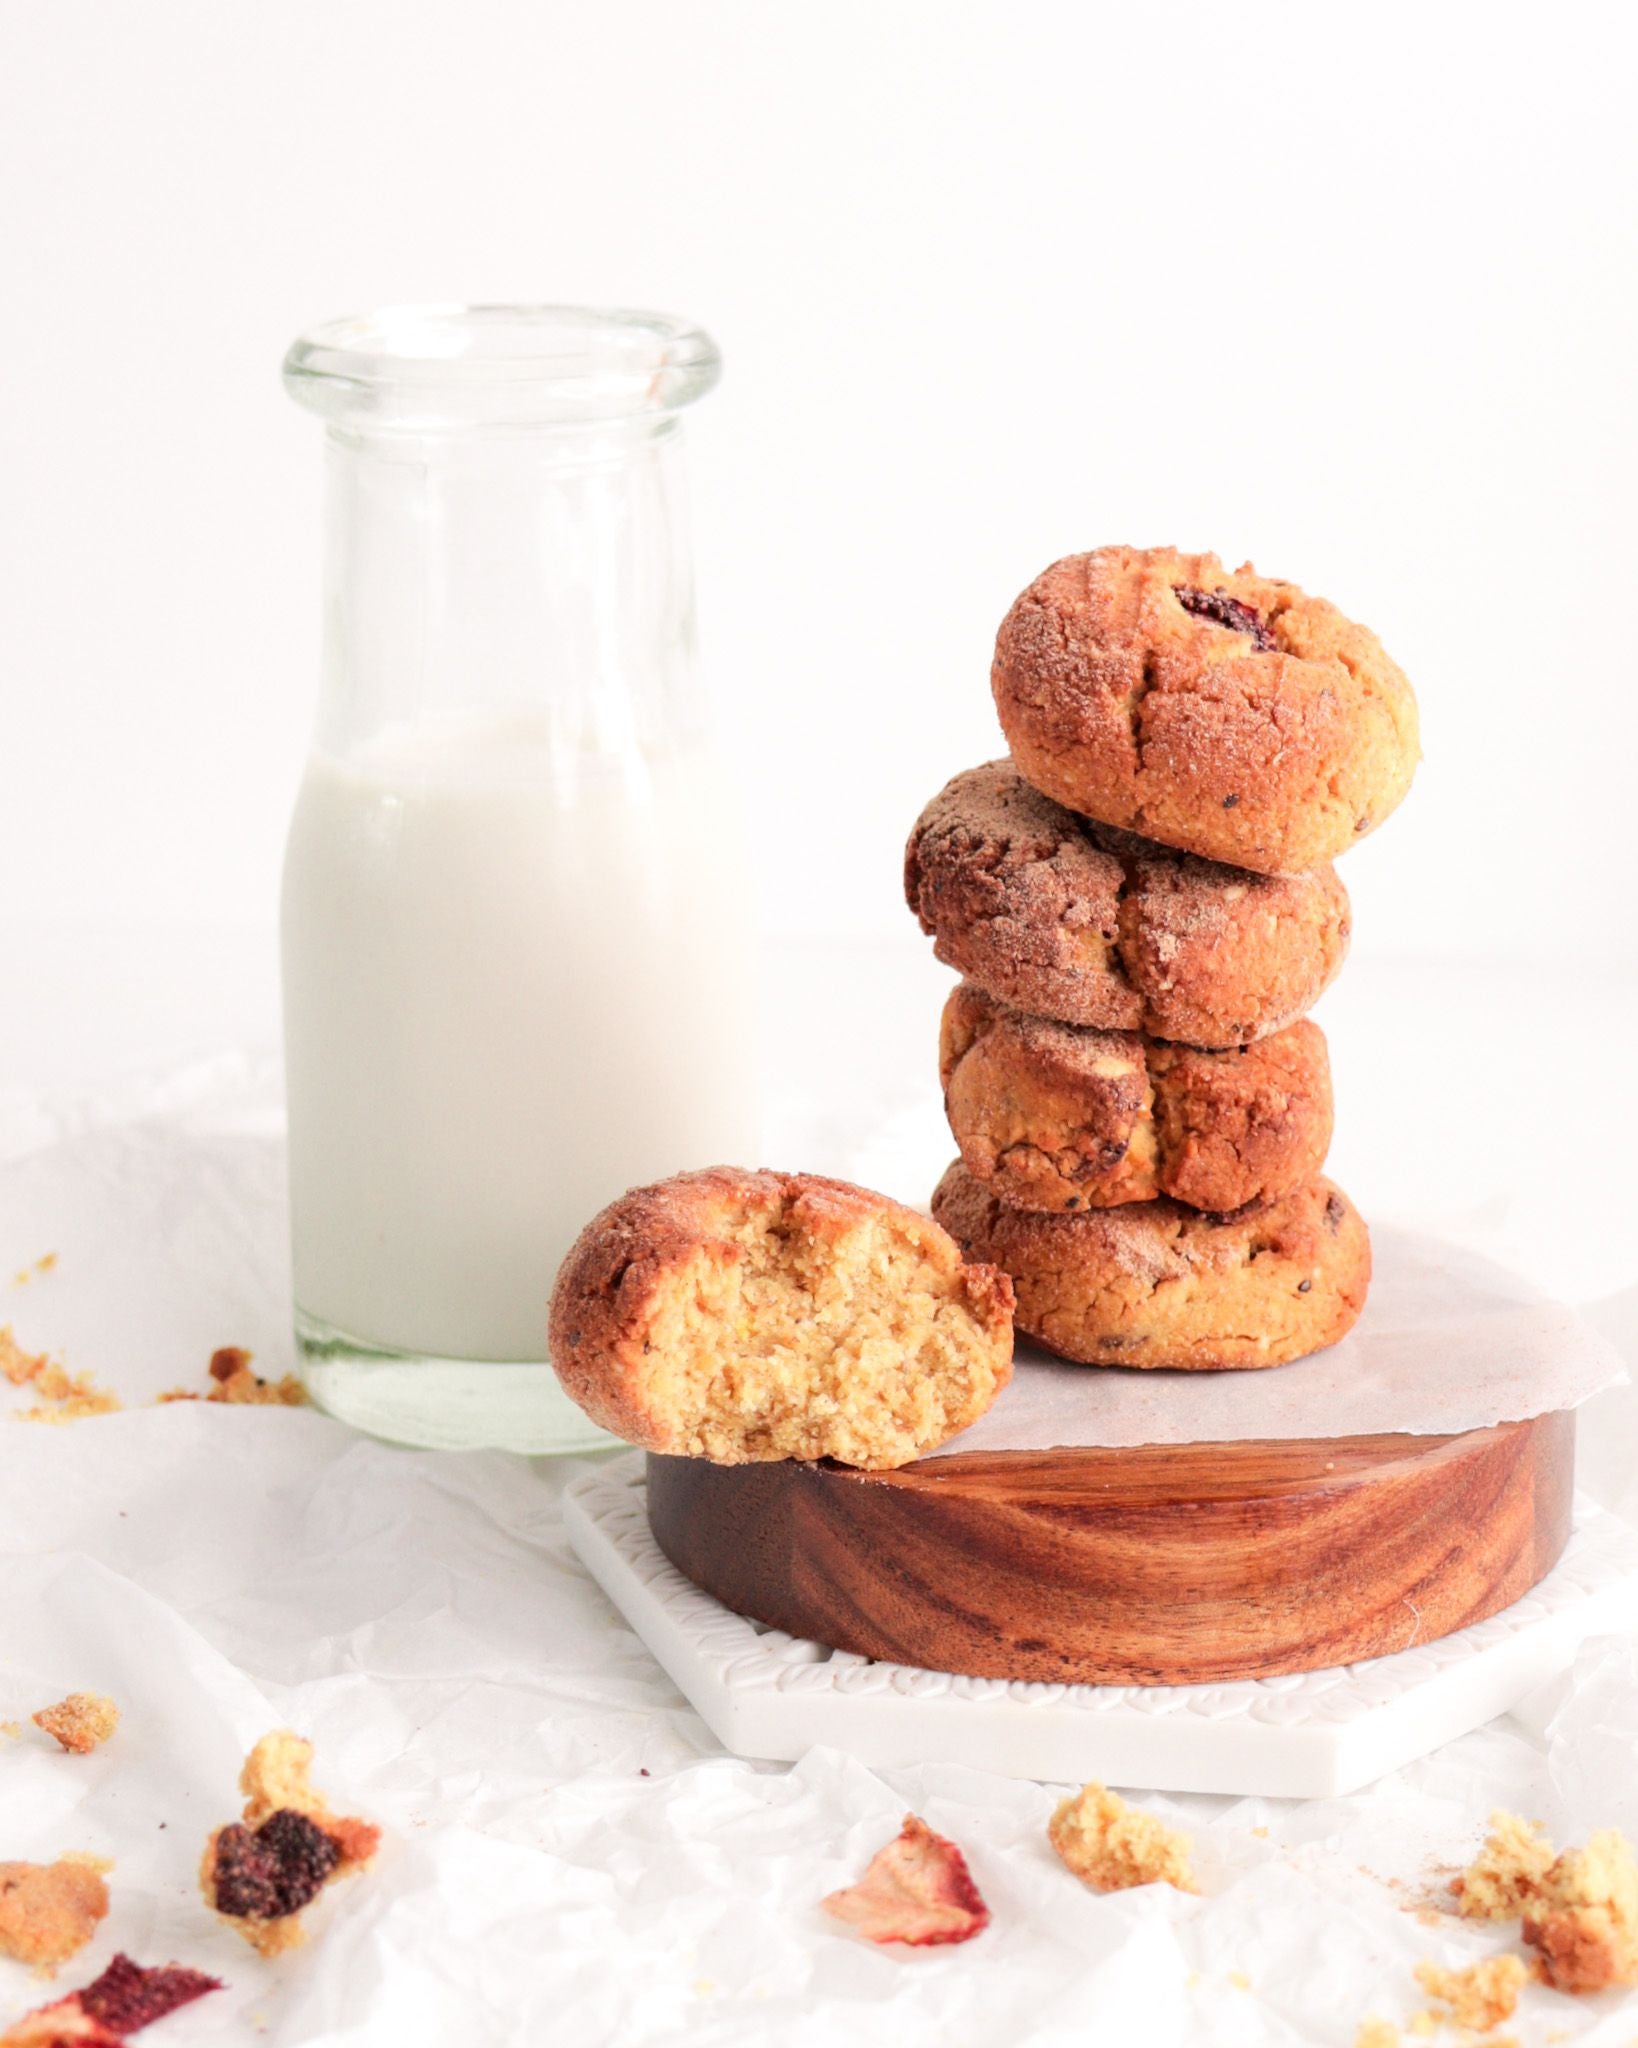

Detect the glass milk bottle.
[{"left": 280, "top": 305, "right": 758, "bottom": 1452}]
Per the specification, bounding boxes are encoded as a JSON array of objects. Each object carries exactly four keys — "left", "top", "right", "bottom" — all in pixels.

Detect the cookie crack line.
[
  {"left": 1129, "top": 646, "right": 1161, "bottom": 768},
  {"left": 1107, "top": 841, "right": 1145, "bottom": 993}
]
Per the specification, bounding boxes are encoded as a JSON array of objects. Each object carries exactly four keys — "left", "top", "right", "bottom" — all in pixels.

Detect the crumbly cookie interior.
[
  {"left": 1453, "top": 1809, "right": 1556, "bottom": 1920},
  {"left": 1048, "top": 1782, "right": 1196, "bottom": 1894},
  {"left": 0, "top": 1854, "right": 111, "bottom": 1966},
  {"left": 638, "top": 1204, "right": 1006, "bottom": 1468},
  {"left": 1527, "top": 1829, "right": 1638, "bottom": 1992}
]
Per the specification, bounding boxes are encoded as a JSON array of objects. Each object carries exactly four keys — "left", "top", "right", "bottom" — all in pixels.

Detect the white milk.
[{"left": 280, "top": 708, "right": 759, "bottom": 1361}]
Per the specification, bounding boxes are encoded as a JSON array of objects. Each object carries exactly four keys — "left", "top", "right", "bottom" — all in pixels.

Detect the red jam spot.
[
  {"left": 213, "top": 1808, "right": 341, "bottom": 1919},
  {"left": 1175, "top": 585, "right": 1275, "bottom": 651}
]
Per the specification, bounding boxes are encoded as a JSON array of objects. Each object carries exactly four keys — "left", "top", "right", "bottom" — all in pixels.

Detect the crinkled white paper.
[{"left": 2, "top": 1061, "right": 1637, "bottom": 2047}]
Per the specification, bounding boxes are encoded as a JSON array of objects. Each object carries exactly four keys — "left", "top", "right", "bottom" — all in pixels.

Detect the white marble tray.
[{"left": 564, "top": 1453, "right": 1638, "bottom": 1799}]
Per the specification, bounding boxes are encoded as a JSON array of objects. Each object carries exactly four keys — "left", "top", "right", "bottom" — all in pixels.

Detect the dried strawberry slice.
[
  {"left": 821, "top": 1814, "right": 990, "bottom": 1947},
  {"left": 0, "top": 2008, "right": 119, "bottom": 2047},
  {"left": 1, "top": 1951, "right": 221, "bottom": 2047},
  {"left": 78, "top": 1954, "right": 221, "bottom": 2033}
]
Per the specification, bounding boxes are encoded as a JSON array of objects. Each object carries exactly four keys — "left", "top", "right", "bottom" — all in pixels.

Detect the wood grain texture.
[{"left": 646, "top": 1413, "right": 1575, "bottom": 1686}]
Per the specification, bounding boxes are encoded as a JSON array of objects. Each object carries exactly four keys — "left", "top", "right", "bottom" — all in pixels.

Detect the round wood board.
[{"left": 646, "top": 1412, "right": 1576, "bottom": 1686}]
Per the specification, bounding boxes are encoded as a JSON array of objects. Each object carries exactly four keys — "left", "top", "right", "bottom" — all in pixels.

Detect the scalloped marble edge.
[{"left": 563, "top": 1452, "right": 1638, "bottom": 1799}]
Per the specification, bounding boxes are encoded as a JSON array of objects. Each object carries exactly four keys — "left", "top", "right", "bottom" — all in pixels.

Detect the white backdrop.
[{"left": 2, "top": 0, "right": 1635, "bottom": 966}]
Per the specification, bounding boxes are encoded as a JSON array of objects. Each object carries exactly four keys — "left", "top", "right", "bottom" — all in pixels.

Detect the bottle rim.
[{"left": 283, "top": 303, "right": 721, "bottom": 431}]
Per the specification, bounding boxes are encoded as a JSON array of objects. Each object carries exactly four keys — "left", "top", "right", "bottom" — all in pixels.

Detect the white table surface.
[{"left": 3, "top": 922, "right": 1637, "bottom": 2048}]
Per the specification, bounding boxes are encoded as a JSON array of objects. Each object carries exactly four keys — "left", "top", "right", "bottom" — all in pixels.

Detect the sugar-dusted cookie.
[
  {"left": 991, "top": 547, "right": 1419, "bottom": 873},
  {"left": 931, "top": 1163, "right": 1369, "bottom": 1370},
  {"left": 905, "top": 764, "right": 1348, "bottom": 1048},
  {"left": 549, "top": 1168, "right": 1014, "bottom": 1469},
  {"left": 940, "top": 983, "right": 1332, "bottom": 1214}
]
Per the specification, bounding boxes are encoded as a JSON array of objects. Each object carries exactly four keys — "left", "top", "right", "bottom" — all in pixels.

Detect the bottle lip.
[{"left": 283, "top": 303, "right": 721, "bottom": 431}]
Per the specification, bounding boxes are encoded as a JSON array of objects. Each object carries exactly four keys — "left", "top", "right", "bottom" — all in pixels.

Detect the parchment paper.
[{"left": 930, "top": 1226, "right": 1624, "bottom": 1455}]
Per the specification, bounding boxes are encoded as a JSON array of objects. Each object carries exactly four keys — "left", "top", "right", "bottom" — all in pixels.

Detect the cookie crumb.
[
  {"left": 2, "top": 1328, "right": 118, "bottom": 1419},
  {"left": 1227, "top": 1968, "right": 1251, "bottom": 1990},
  {"left": 1452, "top": 1812, "right": 1555, "bottom": 1921},
  {"left": 1354, "top": 2020, "right": 1399, "bottom": 2048},
  {"left": 1449, "top": 1811, "right": 1638, "bottom": 1994},
  {"left": 158, "top": 1346, "right": 306, "bottom": 1408},
  {"left": 821, "top": 1815, "right": 990, "bottom": 1947},
  {"left": 32, "top": 1693, "right": 119, "bottom": 1756},
  {"left": 6, "top": 1339, "right": 121, "bottom": 1424},
  {"left": 200, "top": 1731, "right": 379, "bottom": 1956},
  {"left": 1048, "top": 1782, "right": 1196, "bottom": 1894},
  {"left": 0, "top": 1855, "right": 111, "bottom": 1969},
  {"left": 1414, "top": 1953, "right": 1526, "bottom": 2031},
  {"left": 1523, "top": 1828, "right": 1638, "bottom": 1993},
  {"left": 0, "top": 1327, "right": 46, "bottom": 1387},
  {"left": 13, "top": 1384, "right": 121, "bottom": 1423}
]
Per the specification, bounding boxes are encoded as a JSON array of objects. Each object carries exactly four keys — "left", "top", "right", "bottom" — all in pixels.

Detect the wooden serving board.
[{"left": 646, "top": 1412, "right": 1575, "bottom": 1687}]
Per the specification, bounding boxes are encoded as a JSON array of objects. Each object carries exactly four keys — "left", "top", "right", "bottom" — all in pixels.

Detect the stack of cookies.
[{"left": 906, "top": 545, "right": 1420, "bottom": 1371}]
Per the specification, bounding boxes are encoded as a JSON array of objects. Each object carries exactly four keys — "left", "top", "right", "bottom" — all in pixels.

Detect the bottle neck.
[{"left": 314, "top": 416, "right": 705, "bottom": 763}]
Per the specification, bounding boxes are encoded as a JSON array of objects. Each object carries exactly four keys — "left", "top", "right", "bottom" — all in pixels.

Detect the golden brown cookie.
[
  {"left": 905, "top": 763, "right": 1349, "bottom": 1047},
  {"left": 930, "top": 1163, "right": 1369, "bottom": 1369},
  {"left": 940, "top": 984, "right": 1332, "bottom": 1214},
  {"left": 991, "top": 546, "right": 1419, "bottom": 874},
  {"left": 548, "top": 1167, "right": 1014, "bottom": 1470}
]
